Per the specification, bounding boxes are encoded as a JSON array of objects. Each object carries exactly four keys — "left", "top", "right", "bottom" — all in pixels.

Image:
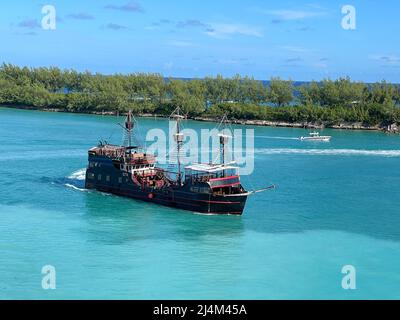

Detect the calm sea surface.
[{"left": 1, "top": 107, "right": 400, "bottom": 299}]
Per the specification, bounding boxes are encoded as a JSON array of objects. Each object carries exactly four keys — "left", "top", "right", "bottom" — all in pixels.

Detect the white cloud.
[
  {"left": 281, "top": 46, "right": 309, "bottom": 53},
  {"left": 205, "top": 23, "right": 263, "bottom": 39},
  {"left": 213, "top": 58, "right": 240, "bottom": 65},
  {"left": 305, "top": 3, "right": 326, "bottom": 10},
  {"left": 313, "top": 61, "right": 328, "bottom": 69},
  {"left": 167, "top": 40, "right": 195, "bottom": 47},
  {"left": 266, "top": 9, "right": 326, "bottom": 21},
  {"left": 370, "top": 54, "right": 400, "bottom": 64}
]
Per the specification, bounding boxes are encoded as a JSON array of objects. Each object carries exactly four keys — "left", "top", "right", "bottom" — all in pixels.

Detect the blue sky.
[{"left": 0, "top": 0, "right": 399, "bottom": 82}]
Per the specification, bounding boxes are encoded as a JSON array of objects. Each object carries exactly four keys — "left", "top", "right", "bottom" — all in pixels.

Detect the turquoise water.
[{"left": 1, "top": 107, "right": 400, "bottom": 300}]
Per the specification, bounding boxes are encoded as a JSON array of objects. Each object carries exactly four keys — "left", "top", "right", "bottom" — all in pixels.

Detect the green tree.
[{"left": 269, "top": 77, "right": 293, "bottom": 106}]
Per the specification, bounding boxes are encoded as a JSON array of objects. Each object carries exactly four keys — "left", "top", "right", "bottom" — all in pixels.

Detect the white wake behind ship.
[{"left": 299, "top": 132, "right": 332, "bottom": 142}]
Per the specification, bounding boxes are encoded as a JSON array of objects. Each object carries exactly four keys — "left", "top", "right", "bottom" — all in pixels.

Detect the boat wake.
[
  {"left": 256, "top": 136, "right": 300, "bottom": 141},
  {"left": 42, "top": 168, "right": 87, "bottom": 192},
  {"left": 65, "top": 183, "right": 87, "bottom": 192},
  {"left": 62, "top": 169, "right": 113, "bottom": 194},
  {"left": 255, "top": 148, "right": 400, "bottom": 157},
  {"left": 68, "top": 168, "right": 86, "bottom": 181},
  {"left": 62, "top": 168, "right": 87, "bottom": 191}
]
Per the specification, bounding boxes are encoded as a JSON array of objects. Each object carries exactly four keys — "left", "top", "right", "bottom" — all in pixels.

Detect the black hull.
[{"left": 85, "top": 163, "right": 247, "bottom": 215}]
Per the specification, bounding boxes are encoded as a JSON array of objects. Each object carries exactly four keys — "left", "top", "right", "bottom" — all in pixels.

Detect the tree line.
[{"left": 0, "top": 63, "right": 399, "bottom": 126}]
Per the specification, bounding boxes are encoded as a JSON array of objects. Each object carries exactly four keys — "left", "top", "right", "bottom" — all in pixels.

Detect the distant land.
[{"left": 0, "top": 63, "right": 399, "bottom": 132}]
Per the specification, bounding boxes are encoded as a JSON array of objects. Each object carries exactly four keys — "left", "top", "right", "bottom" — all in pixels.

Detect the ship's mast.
[
  {"left": 218, "top": 114, "right": 230, "bottom": 164},
  {"left": 124, "top": 110, "right": 134, "bottom": 148},
  {"left": 219, "top": 134, "right": 228, "bottom": 164},
  {"left": 171, "top": 107, "right": 185, "bottom": 185}
]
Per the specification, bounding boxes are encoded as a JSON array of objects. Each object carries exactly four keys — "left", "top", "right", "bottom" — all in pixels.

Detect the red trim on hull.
[{"left": 209, "top": 175, "right": 239, "bottom": 182}]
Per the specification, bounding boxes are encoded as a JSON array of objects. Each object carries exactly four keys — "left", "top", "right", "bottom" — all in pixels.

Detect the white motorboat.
[{"left": 299, "top": 132, "right": 331, "bottom": 142}]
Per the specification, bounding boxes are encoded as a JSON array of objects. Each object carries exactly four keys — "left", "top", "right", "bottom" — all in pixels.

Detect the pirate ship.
[{"left": 85, "top": 109, "right": 272, "bottom": 215}]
